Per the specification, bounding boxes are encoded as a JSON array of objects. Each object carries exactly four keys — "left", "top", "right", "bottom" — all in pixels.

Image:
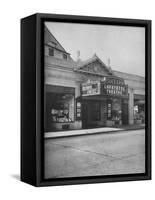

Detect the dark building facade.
[{"left": 44, "top": 26, "right": 145, "bottom": 132}]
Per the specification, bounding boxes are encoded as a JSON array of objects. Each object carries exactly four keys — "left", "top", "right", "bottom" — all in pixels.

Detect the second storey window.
[
  {"left": 63, "top": 53, "right": 67, "bottom": 60},
  {"left": 49, "top": 47, "right": 54, "bottom": 56}
]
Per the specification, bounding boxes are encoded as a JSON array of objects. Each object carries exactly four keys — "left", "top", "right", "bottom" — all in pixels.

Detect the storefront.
[
  {"left": 45, "top": 85, "right": 76, "bottom": 132},
  {"left": 134, "top": 94, "right": 145, "bottom": 124},
  {"left": 44, "top": 25, "right": 145, "bottom": 132},
  {"left": 80, "top": 77, "right": 128, "bottom": 129},
  {"left": 45, "top": 76, "right": 129, "bottom": 131}
]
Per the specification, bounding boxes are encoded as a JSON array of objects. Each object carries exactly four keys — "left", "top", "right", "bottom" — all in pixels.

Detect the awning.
[
  {"left": 134, "top": 100, "right": 145, "bottom": 105},
  {"left": 81, "top": 94, "right": 128, "bottom": 101},
  {"left": 46, "top": 84, "right": 75, "bottom": 94},
  {"left": 134, "top": 94, "right": 145, "bottom": 100}
]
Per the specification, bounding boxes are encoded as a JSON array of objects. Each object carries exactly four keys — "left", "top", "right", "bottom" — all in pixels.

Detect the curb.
[{"left": 44, "top": 127, "right": 145, "bottom": 140}]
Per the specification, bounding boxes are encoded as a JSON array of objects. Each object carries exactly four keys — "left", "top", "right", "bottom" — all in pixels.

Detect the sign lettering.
[{"left": 81, "top": 77, "right": 128, "bottom": 97}]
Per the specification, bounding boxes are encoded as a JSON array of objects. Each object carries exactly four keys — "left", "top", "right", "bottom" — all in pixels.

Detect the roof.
[
  {"left": 44, "top": 25, "right": 69, "bottom": 54},
  {"left": 113, "top": 70, "right": 145, "bottom": 82},
  {"left": 45, "top": 55, "right": 77, "bottom": 69},
  {"left": 44, "top": 25, "right": 76, "bottom": 69},
  {"left": 76, "top": 54, "right": 114, "bottom": 75},
  {"left": 44, "top": 26, "right": 145, "bottom": 80}
]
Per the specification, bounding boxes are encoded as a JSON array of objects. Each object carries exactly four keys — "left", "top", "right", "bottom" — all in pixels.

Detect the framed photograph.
[{"left": 21, "top": 13, "right": 151, "bottom": 187}]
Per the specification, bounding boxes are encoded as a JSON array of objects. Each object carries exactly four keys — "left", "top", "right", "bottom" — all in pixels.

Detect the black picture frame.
[{"left": 21, "top": 13, "right": 151, "bottom": 187}]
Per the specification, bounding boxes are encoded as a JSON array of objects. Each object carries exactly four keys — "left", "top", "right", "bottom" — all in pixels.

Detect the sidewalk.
[{"left": 45, "top": 124, "right": 145, "bottom": 139}]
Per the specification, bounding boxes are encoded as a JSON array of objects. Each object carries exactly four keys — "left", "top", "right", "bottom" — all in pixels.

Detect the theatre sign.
[
  {"left": 81, "top": 80, "right": 101, "bottom": 96},
  {"left": 81, "top": 77, "right": 128, "bottom": 97}
]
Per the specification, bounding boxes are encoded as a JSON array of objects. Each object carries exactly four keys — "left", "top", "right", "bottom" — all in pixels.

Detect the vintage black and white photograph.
[{"left": 44, "top": 21, "right": 146, "bottom": 179}]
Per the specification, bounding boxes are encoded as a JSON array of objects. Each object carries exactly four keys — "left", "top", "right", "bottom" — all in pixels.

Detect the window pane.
[{"left": 49, "top": 48, "right": 54, "bottom": 56}]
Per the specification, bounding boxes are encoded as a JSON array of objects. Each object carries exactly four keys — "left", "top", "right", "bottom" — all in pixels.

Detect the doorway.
[
  {"left": 122, "top": 99, "right": 129, "bottom": 125},
  {"left": 82, "top": 100, "right": 101, "bottom": 129}
]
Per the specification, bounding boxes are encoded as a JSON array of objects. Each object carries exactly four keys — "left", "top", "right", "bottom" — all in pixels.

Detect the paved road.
[{"left": 44, "top": 129, "right": 145, "bottom": 179}]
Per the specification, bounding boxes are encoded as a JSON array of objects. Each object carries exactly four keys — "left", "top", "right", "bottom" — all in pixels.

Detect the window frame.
[
  {"left": 63, "top": 53, "right": 67, "bottom": 60},
  {"left": 49, "top": 47, "right": 54, "bottom": 56}
]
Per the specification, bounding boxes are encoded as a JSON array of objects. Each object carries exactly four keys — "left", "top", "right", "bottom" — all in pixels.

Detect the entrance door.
[
  {"left": 82, "top": 102, "right": 88, "bottom": 129},
  {"left": 122, "top": 99, "right": 128, "bottom": 125},
  {"left": 82, "top": 100, "right": 101, "bottom": 128}
]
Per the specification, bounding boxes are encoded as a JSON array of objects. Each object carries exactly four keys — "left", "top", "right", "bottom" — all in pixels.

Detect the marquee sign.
[
  {"left": 81, "top": 80, "right": 101, "bottom": 96},
  {"left": 101, "top": 77, "right": 128, "bottom": 96},
  {"left": 81, "top": 77, "right": 128, "bottom": 97}
]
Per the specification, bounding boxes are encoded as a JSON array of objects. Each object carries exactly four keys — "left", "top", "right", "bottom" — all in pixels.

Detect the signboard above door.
[
  {"left": 81, "top": 80, "right": 101, "bottom": 96},
  {"left": 101, "top": 76, "right": 128, "bottom": 97},
  {"left": 81, "top": 76, "right": 128, "bottom": 97}
]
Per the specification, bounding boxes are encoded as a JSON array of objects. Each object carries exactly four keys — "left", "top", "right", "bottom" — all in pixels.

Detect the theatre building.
[{"left": 44, "top": 26, "right": 145, "bottom": 132}]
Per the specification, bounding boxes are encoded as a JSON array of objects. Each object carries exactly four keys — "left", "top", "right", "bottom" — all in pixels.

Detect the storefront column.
[
  {"left": 128, "top": 87, "right": 134, "bottom": 125},
  {"left": 75, "top": 85, "right": 81, "bottom": 98}
]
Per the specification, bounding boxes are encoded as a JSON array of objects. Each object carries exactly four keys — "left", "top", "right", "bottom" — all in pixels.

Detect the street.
[{"left": 44, "top": 129, "right": 145, "bottom": 179}]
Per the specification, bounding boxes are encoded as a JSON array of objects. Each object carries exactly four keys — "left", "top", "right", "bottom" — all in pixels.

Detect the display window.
[
  {"left": 111, "top": 99, "right": 122, "bottom": 123},
  {"left": 107, "top": 99, "right": 122, "bottom": 124},
  {"left": 134, "top": 103, "right": 145, "bottom": 123},
  {"left": 76, "top": 101, "right": 82, "bottom": 120},
  {"left": 50, "top": 93, "right": 75, "bottom": 123}
]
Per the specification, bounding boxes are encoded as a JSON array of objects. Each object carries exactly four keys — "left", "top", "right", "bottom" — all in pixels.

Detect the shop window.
[
  {"left": 111, "top": 99, "right": 122, "bottom": 124},
  {"left": 134, "top": 103, "right": 145, "bottom": 123},
  {"left": 50, "top": 93, "right": 74, "bottom": 123},
  {"left": 49, "top": 47, "right": 54, "bottom": 56}
]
